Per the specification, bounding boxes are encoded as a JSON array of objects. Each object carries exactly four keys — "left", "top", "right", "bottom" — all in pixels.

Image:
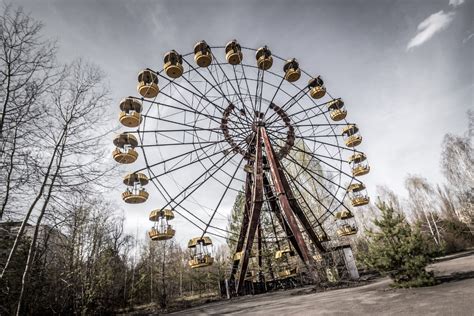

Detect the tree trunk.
[
  {"left": 16, "top": 133, "right": 67, "bottom": 315},
  {"left": 0, "top": 128, "right": 66, "bottom": 280}
]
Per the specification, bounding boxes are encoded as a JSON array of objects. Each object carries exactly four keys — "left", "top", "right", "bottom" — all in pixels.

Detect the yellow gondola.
[
  {"left": 278, "top": 267, "right": 298, "bottom": 279},
  {"left": 334, "top": 209, "right": 354, "bottom": 220},
  {"left": 225, "top": 40, "right": 243, "bottom": 65},
  {"left": 112, "top": 133, "right": 139, "bottom": 164},
  {"left": 188, "top": 236, "right": 214, "bottom": 268},
  {"left": 349, "top": 152, "right": 370, "bottom": 176},
  {"left": 119, "top": 97, "right": 143, "bottom": 128},
  {"left": 137, "top": 69, "right": 159, "bottom": 98},
  {"left": 275, "top": 247, "right": 295, "bottom": 259},
  {"left": 337, "top": 224, "right": 358, "bottom": 237},
  {"left": 283, "top": 59, "right": 301, "bottom": 82},
  {"left": 327, "top": 98, "right": 347, "bottom": 121},
  {"left": 342, "top": 124, "right": 362, "bottom": 147},
  {"left": 347, "top": 182, "right": 370, "bottom": 207},
  {"left": 308, "top": 76, "right": 326, "bottom": 99},
  {"left": 121, "top": 173, "right": 149, "bottom": 204},
  {"left": 194, "top": 41, "right": 212, "bottom": 67},
  {"left": 243, "top": 164, "right": 253, "bottom": 173},
  {"left": 233, "top": 250, "right": 256, "bottom": 261},
  {"left": 255, "top": 46, "right": 273, "bottom": 70},
  {"left": 148, "top": 208, "right": 176, "bottom": 241},
  {"left": 163, "top": 50, "right": 184, "bottom": 78},
  {"left": 148, "top": 227, "right": 176, "bottom": 241}
]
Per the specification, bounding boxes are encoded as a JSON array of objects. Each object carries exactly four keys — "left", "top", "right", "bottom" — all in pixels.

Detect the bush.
[{"left": 361, "top": 201, "right": 436, "bottom": 288}]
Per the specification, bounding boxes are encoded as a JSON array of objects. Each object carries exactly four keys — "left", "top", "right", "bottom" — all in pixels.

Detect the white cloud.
[
  {"left": 463, "top": 33, "right": 474, "bottom": 44},
  {"left": 449, "top": 0, "right": 465, "bottom": 8},
  {"left": 407, "top": 10, "right": 455, "bottom": 50}
]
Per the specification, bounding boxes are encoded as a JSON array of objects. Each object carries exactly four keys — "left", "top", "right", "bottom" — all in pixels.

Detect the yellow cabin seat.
[
  {"left": 225, "top": 40, "right": 243, "bottom": 65},
  {"left": 122, "top": 173, "right": 149, "bottom": 204},
  {"left": 148, "top": 226, "right": 175, "bottom": 241},
  {"left": 335, "top": 210, "right": 354, "bottom": 220},
  {"left": 163, "top": 50, "right": 184, "bottom": 78},
  {"left": 188, "top": 236, "right": 214, "bottom": 268},
  {"left": 283, "top": 59, "right": 301, "bottom": 82},
  {"left": 113, "top": 148, "right": 138, "bottom": 164},
  {"left": 353, "top": 165, "right": 370, "bottom": 177},
  {"left": 342, "top": 124, "right": 362, "bottom": 147},
  {"left": 137, "top": 69, "right": 159, "bottom": 98},
  {"left": 194, "top": 41, "right": 212, "bottom": 67},
  {"left": 308, "top": 76, "right": 326, "bottom": 99},
  {"left": 119, "top": 97, "right": 143, "bottom": 128},
  {"left": 113, "top": 133, "right": 139, "bottom": 164},
  {"left": 349, "top": 152, "right": 370, "bottom": 176},
  {"left": 352, "top": 196, "right": 370, "bottom": 207},
  {"left": 122, "top": 189, "right": 149, "bottom": 204},
  {"left": 188, "top": 255, "right": 214, "bottom": 268},
  {"left": 337, "top": 224, "right": 358, "bottom": 237},
  {"left": 256, "top": 46, "right": 273, "bottom": 70},
  {"left": 278, "top": 267, "right": 298, "bottom": 278},
  {"left": 328, "top": 99, "right": 347, "bottom": 121},
  {"left": 347, "top": 182, "right": 369, "bottom": 207}
]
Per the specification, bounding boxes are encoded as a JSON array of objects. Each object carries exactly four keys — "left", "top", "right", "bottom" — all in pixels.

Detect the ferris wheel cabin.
[
  {"left": 256, "top": 46, "right": 273, "bottom": 70},
  {"left": 225, "top": 40, "right": 243, "bottom": 65},
  {"left": 335, "top": 210, "right": 354, "bottom": 220},
  {"left": 308, "top": 76, "right": 326, "bottom": 99},
  {"left": 194, "top": 41, "right": 213, "bottom": 67},
  {"left": 122, "top": 172, "right": 149, "bottom": 204},
  {"left": 119, "top": 97, "right": 143, "bottom": 128},
  {"left": 163, "top": 50, "right": 184, "bottom": 78},
  {"left": 342, "top": 124, "right": 362, "bottom": 147},
  {"left": 148, "top": 209, "right": 176, "bottom": 241},
  {"left": 347, "top": 182, "right": 370, "bottom": 207},
  {"left": 112, "top": 133, "right": 138, "bottom": 164},
  {"left": 188, "top": 236, "right": 214, "bottom": 268},
  {"left": 337, "top": 224, "right": 358, "bottom": 237},
  {"left": 283, "top": 58, "right": 301, "bottom": 82},
  {"left": 137, "top": 69, "right": 159, "bottom": 98},
  {"left": 349, "top": 152, "right": 370, "bottom": 177},
  {"left": 327, "top": 98, "right": 347, "bottom": 121}
]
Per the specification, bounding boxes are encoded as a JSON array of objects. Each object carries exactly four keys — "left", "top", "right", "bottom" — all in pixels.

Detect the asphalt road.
[{"left": 172, "top": 253, "right": 474, "bottom": 315}]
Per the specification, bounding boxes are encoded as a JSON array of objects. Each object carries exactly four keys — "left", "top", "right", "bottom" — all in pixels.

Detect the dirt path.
[{"left": 172, "top": 254, "right": 474, "bottom": 315}]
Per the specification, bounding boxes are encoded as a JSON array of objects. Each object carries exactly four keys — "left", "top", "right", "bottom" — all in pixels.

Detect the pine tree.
[{"left": 362, "top": 201, "right": 435, "bottom": 287}]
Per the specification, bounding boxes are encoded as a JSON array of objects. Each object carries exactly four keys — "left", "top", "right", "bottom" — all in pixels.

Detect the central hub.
[{"left": 220, "top": 102, "right": 295, "bottom": 160}]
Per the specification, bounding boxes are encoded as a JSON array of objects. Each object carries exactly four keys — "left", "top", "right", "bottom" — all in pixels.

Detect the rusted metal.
[
  {"left": 235, "top": 128, "right": 264, "bottom": 295},
  {"left": 287, "top": 195, "right": 326, "bottom": 253},
  {"left": 261, "top": 127, "right": 314, "bottom": 266},
  {"left": 230, "top": 172, "right": 252, "bottom": 280},
  {"left": 257, "top": 224, "right": 263, "bottom": 269},
  {"left": 263, "top": 174, "right": 304, "bottom": 260}
]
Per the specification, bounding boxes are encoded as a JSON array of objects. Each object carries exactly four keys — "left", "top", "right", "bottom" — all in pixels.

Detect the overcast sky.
[{"left": 11, "top": 0, "right": 473, "bottom": 245}]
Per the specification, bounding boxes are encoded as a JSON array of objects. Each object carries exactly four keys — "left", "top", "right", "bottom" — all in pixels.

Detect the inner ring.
[{"left": 220, "top": 102, "right": 295, "bottom": 160}]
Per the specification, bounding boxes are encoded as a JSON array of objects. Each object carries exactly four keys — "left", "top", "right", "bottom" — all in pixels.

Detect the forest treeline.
[{"left": 0, "top": 4, "right": 472, "bottom": 315}]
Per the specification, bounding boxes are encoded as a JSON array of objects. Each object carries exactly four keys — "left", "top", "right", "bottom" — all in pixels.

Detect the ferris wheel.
[{"left": 113, "top": 40, "right": 370, "bottom": 294}]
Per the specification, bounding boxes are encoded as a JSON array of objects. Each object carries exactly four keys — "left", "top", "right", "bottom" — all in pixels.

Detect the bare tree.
[
  {"left": 13, "top": 59, "right": 110, "bottom": 314},
  {"left": 405, "top": 175, "right": 442, "bottom": 245},
  {"left": 0, "top": 4, "right": 57, "bottom": 220},
  {"left": 440, "top": 113, "right": 473, "bottom": 233}
]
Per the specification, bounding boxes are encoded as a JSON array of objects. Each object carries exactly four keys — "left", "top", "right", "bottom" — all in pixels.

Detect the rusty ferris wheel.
[{"left": 112, "top": 40, "right": 370, "bottom": 294}]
